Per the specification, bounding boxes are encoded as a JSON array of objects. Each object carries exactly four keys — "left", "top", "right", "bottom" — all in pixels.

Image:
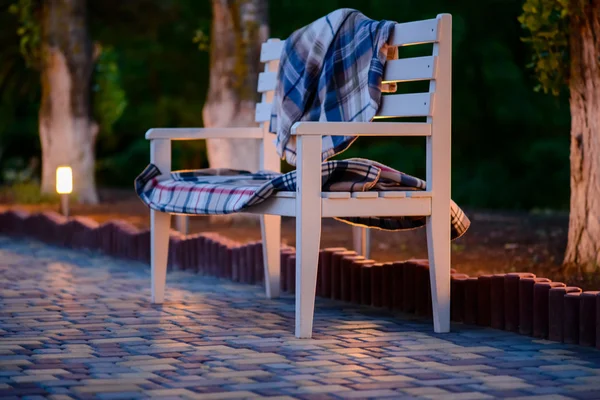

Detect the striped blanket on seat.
[{"left": 135, "top": 159, "right": 470, "bottom": 240}]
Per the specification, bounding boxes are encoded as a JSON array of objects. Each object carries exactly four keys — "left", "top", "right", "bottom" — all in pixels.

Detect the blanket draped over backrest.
[
  {"left": 134, "top": 9, "right": 471, "bottom": 240},
  {"left": 270, "top": 8, "right": 396, "bottom": 165}
]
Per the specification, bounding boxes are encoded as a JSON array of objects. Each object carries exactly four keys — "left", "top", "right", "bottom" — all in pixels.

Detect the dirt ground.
[{"left": 3, "top": 188, "right": 598, "bottom": 290}]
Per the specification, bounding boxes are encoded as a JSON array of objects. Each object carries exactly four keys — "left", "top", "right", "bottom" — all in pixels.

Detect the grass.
[{"left": 0, "top": 182, "right": 60, "bottom": 204}]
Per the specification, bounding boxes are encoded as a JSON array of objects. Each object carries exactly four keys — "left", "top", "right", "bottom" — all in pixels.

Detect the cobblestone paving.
[{"left": 1, "top": 237, "right": 600, "bottom": 400}]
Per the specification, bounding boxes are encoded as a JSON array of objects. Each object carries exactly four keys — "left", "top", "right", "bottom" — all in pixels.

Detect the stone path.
[{"left": 1, "top": 237, "right": 600, "bottom": 400}]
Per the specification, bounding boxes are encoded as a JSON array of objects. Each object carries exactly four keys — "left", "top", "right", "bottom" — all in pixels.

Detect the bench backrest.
[{"left": 256, "top": 13, "right": 452, "bottom": 191}]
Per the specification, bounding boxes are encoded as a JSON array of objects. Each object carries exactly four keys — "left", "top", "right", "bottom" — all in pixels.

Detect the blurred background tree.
[
  {"left": 520, "top": 0, "right": 599, "bottom": 270},
  {"left": 1, "top": 0, "right": 210, "bottom": 200},
  {"left": 36, "top": 0, "right": 98, "bottom": 203},
  {"left": 200, "top": 0, "right": 268, "bottom": 223},
  {"left": 202, "top": 0, "right": 268, "bottom": 174},
  {"left": 1, "top": 0, "right": 572, "bottom": 210}
]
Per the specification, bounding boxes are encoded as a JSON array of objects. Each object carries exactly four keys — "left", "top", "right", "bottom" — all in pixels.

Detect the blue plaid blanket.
[
  {"left": 135, "top": 159, "right": 470, "bottom": 240},
  {"left": 270, "top": 8, "right": 397, "bottom": 166}
]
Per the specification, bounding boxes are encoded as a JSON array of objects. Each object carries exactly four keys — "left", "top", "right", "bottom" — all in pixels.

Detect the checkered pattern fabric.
[
  {"left": 270, "top": 8, "right": 396, "bottom": 166},
  {"left": 135, "top": 159, "right": 470, "bottom": 240}
]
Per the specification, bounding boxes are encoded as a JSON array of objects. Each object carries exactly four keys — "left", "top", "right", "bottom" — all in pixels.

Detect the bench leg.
[
  {"left": 352, "top": 226, "right": 371, "bottom": 259},
  {"left": 426, "top": 210, "right": 451, "bottom": 333},
  {"left": 295, "top": 211, "right": 321, "bottom": 339},
  {"left": 151, "top": 210, "right": 170, "bottom": 304},
  {"left": 261, "top": 215, "right": 281, "bottom": 299},
  {"left": 294, "top": 135, "right": 322, "bottom": 339}
]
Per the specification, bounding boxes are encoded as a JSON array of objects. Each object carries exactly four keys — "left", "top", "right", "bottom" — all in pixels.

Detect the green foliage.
[
  {"left": 193, "top": 18, "right": 211, "bottom": 52},
  {"left": 0, "top": 156, "right": 57, "bottom": 204},
  {"left": 0, "top": 182, "right": 58, "bottom": 204},
  {"left": 1, "top": 156, "right": 36, "bottom": 184},
  {"left": 8, "top": 0, "right": 128, "bottom": 137},
  {"left": 92, "top": 46, "right": 127, "bottom": 141},
  {"left": 8, "top": 0, "right": 41, "bottom": 69},
  {"left": 518, "top": 0, "right": 570, "bottom": 95},
  {"left": 95, "top": 139, "right": 149, "bottom": 188},
  {"left": 90, "top": 0, "right": 211, "bottom": 182}
]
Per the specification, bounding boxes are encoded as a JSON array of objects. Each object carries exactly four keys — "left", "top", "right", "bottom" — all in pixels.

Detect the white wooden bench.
[{"left": 146, "top": 14, "right": 453, "bottom": 339}]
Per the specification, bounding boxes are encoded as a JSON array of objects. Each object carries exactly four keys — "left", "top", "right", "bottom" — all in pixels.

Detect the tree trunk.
[
  {"left": 203, "top": 0, "right": 269, "bottom": 222},
  {"left": 564, "top": 0, "right": 600, "bottom": 271},
  {"left": 39, "top": 0, "right": 98, "bottom": 204}
]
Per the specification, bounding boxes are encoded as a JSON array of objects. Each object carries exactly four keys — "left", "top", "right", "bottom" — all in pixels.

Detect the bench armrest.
[
  {"left": 291, "top": 122, "right": 431, "bottom": 137},
  {"left": 145, "top": 127, "right": 263, "bottom": 140}
]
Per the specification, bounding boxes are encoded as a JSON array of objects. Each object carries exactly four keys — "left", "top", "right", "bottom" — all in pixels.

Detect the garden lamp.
[{"left": 56, "top": 166, "right": 72, "bottom": 217}]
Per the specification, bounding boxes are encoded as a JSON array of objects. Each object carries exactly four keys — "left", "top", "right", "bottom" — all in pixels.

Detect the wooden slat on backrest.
[
  {"left": 259, "top": 39, "right": 281, "bottom": 173},
  {"left": 257, "top": 40, "right": 282, "bottom": 124},
  {"left": 260, "top": 41, "right": 284, "bottom": 62},
  {"left": 376, "top": 93, "right": 433, "bottom": 118},
  {"left": 260, "top": 19, "right": 439, "bottom": 61},
  {"left": 256, "top": 39, "right": 281, "bottom": 124},
  {"left": 257, "top": 16, "right": 443, "bottom": 120},
  {"left": 258, "top": 71, "right": 277, "bottom": 92},
  {"left": 378, "top": 18, "right": 441, "bottom": 118},
  {"left": 383, "top": 56, "right": 437, "bottom": 83},
  {"left": 255, "top": 102, "right": 272, "bottom": 123},
  {"left": 425, "top": 14, "right": 452, "bottom": 198},
  {"left": 389, "top": 18, "right": 439, "bottom": 46}
]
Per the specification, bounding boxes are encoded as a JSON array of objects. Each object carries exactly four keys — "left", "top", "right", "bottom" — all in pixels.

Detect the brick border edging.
[{"left": 1, "top": 209, "right": 599, "bottom": 349}]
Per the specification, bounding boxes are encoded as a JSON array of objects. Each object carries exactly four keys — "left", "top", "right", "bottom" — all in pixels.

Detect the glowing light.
[{"left": 56, "top": 166, "right": 73, "bottom": 194}]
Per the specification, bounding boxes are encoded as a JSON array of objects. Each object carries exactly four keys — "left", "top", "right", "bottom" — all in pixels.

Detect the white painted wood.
[
  {"left": 321, "top": 197, "right": 431, "bottom": 218},
  {"left": 261, "top": 215, "right": 281, "bottom": 298},
  {"left": 390, "top": 18, "right": 439, "bottom": 46},
  {"left": 151, "top": 210, "right": 170, "bottom": 304},
  {"left": 258, "top": 71, "right": 277, "bottom": 92},
  {"left": 379, "top": 191, "right": 407, "bottom": 198},
  {"left": 150, "top": 139, "right": 171, "bottom": 304},
  {"left": 376, "top": 93, "right": 433, "bottom": 118},
  {"left": 364, "top": 229, "right": 371, "bottom": 259},
  {"left": 255, "top": 102, "right": 273, "bottom": 123},
  {"left": 322, "top": 192, "right": 350, "bottom": 199},
  {"left": 352, "top": 192, "right": 379, "bottom": 199},
  {"left": 295, "top": 135, "right": 322, "bottom": 339},
  {"left": 259, "top": 47, "right": 283, "bottom": 300},
  {"left": 352, "top": 226, "right": 371, "bottom": 259},
  {"left": 260, "top": 40, "right": 284, "bottom": 62},
  {"left": 291, "top": 121, "right": 431, "bottom": 136},
  {"left": 175, "top": 214, "right": 189, "bottom": 235},
  {"left": 259, "top": 19, "right": 439, "bottom": 58},
  {"left": 260, "top": 47, "right": 281, "bottom": 173},
  {"left": 145, "top": 127, "right": 263, "bottom": 140},
  {"left": 353, "top": 226, "right": 363, "bottom": 255},
  {"left": 245, "top": 195, "right": 433, "bottom": 219},
  {"left": 150, "top": 139, "right": 171, "bottom": 178},
  {"left": 244, "top": 196, "right": 296, "bottom": 216},
  {"left": 408, "top": 191, "right": 434, "bottom": 198},
  {"left": 426, "top": 14, "right": 452, "bottom": 334},
  {"left": 273, "top": 191, "right": 296, "bottom": 198},
  {"left": 383, "top": 56, "right": 437, "bottom": 83}
]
